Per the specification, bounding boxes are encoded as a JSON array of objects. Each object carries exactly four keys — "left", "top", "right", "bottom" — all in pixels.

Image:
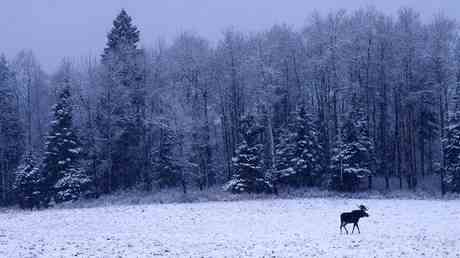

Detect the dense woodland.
[{"left": 2, "top": 7, "right": 460, "bottom": 207}]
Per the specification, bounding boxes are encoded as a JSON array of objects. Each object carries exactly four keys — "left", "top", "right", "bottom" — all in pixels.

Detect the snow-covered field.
[{"left": 1, "top": 198, "right": 459, "bottom": 258}]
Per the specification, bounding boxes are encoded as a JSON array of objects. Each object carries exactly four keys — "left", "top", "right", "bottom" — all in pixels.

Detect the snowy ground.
[{"left": 1, "top": 198, "right": 459, "bottom": 258}]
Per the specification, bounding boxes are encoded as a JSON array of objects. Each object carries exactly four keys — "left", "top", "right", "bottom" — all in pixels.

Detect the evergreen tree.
[
  {"left": 274, "top": 105, "right": 322, "bottom": 187},
  {"left": 292, "top": 105, "right": 323, "bottom": 186},
  {"left": 189, "top": 126, "right": 214, "bottom": 190},
  {"left": 102, "top": 9, "right": 144, "bottom": 114},
  {"left": 0, "top": 55, "right": 24, "bottom": 205},
  {"left": 152, "top": 124, "right": 182, "bottom": 189},
  {"left": 225, "top": 115, "right": 272, "bottom": 193},
  {"left": 274, "top": 128, "right": 297, "bottom": 186},
  {"left": 444, "top": 112, "right": 460, "bottom": 192},
  {"left": 103, "top": 9, "right": 140, "bottom": 63},
  {"left": 99, "top": 9, "right": 146, "bottom": 191},
  {"left": 43, "top": 86, "right": 90, "bottom": 203},
  {"left": 13, "top": 154, "right": 44, "bottom": 209},
  {"left": 330, "top": 97, "right": 373, "bottom": 192},
  {"left": 54, "top": 167, "right": 91, "bottom": 202}
]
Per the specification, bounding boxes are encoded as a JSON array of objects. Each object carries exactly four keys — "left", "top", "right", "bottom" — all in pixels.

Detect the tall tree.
[
  {"left": 13, "top": 153, "right": 43, "bottom": 209},
  {"left": 0, "top": 56, "right": 24, "bottom": 205},
  {"left": 330, "top": 96, "right": 373, "bottom": 192},
  {"left": 225, "top": 115, "right": 271, "bottom": 193},
  {"left": 274, "top": 104, "right": 322, "bottom": 187},
  {"left": 444, "top": 112, "right": 460, "bottom": 193},
  {"left": 99, "top": 9, "right": 146, "bottom": 191},
  {"left": 12, "top": 50, "right": 48, "bottom": 153},
  {"left": 42, "top": 84, "right": 90, "bottom": 203},
  {"left": 215, "top": 30, "right": 250, "bottom": 180},
  {"left": 151, "top": 122, "right": 182, "bottom": 189},
  {"left": 168, "top": 33, "right": 215, "bottom": 189}
]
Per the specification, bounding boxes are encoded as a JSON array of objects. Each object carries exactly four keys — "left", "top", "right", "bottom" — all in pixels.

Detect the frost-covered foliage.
[
  {"left": 444, "top": 112, "right": 460, "bottom": 193},
  {"left": 294, "top": 107, "right": 324, "bottom": 186},
  {"left": 274, "top": 128, "right": 297, "bottom": 185},
  {"left": 226, "top": 115, "right": 272, "bottom": 194},
  {"left": 102, "top": 9, "right": 140, "bottom": 62},
  {"left": 54, "top": 167, "right": 92, "bottom": 203},
  {"left": 275, "top": 105, "right": 323, "bottom": 187},
  {"left": 3, "top": 7, "right": 460, "bottom": 207},
  {"left": 330, "top": 97, "right": 373, "bottom": 192},
  {"left": 13, "top": 154, "right": 44, "bottom": 209},
  {"left": 151, "top": 124, "right": 182, "bottom": 189},
  {"left": 43, "top": 85, "right": 90, "bottom": 203},
  {"left": 98, "top": 8, "right": 147, "bottom": 192}
]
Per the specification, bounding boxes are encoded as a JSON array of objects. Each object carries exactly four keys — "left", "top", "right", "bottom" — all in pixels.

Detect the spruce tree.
[
  {"left": 100, "top": 9, "right": 146, "bottom": 190},
  {"left": 13, "top": 154, "right": 44, "bottom": 209},
  {"left": 444, "top": 112, "right": 460, "bottom": 192},
  {"left": 292, "top": 105, "right": 323, "bottom": 186},
  {"left": 330, "top": 97, "right": 373, "bottom": 192},
  {"left": 103, "top": 9, "right": 140, "bottom": 63},
  {"left": 226, "top": 115, "right": 271, "bottom": 193},
  {"left": 274, "top": 105, "right": 322, "bottom": 187},
  {"left": 152, "top": 125, "right": 182, "bottom": 189},
  {"left": 274, "top": 128, "right": 297, "bottom": 186},
  {"left": 43, "top": 85, "right": 90, "bottom": 203}
]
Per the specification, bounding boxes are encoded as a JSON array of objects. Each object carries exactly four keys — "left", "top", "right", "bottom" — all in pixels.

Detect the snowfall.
[{"left": 1, "top": 198, "right": 459, "bottom": 258}]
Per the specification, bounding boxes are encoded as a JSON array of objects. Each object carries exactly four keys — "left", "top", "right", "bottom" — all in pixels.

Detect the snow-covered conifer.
[
  {"left": 226, "top": 115, "right": 272, "bottom": 193},
  {"left": 99, "top": 9, "right": 146, "bottom": 191},
  {"left": 274, "top": 105, "right": 322, "bottom": 187},
  {"left": 330, "top": 97, "right": 373, "bottom": 192},
  {"left": 444, "top": 112, "right": 460, "bottom": 192},
  {"left": 43, "top": 84, "right": 90, "bottom": 203},
  {"left": 152, "top": 124, "right": 182, "bottom": 189},
  {"left": 13, "top": 154, "right": 44, "bottom": 209}
]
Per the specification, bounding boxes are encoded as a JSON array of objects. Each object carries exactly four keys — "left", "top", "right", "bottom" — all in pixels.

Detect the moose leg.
[
  {"left": 352, "top": 223, "right": 356, "bottom": 234},
  {"left": 342, "top": 224, "right": 349, "bottom": 235},
  {"left": 356, "top": 223, "right": 360, "bottom": 234}
]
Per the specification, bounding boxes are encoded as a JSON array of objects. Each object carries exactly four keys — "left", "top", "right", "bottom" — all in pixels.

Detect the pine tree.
[
  {"left": 274, "top": 128, "right": 298, "bottom": 186},
  {"left": 152, "top": 124, "right": 182, "bottom": 189},
  {"left": 13, "top": 154, "right": 44, "bottom": 209},
  {"left": 43, "top": 85, "right": 90, "bottom": 203},
  {"left": 330, "top": 97, "right": 373, "bottom": 192},
  {"left": 0, "top": 55, "right": 24, "bottom": 205},
  {"left": 292, "top": 105, "right": 323, "bottom": 186},
  {"left": 103, "top": 9, "right": 140, "bottom": 63},
  {"left": 100, "top": 9, "right": 146, "bottom": 191},
  {"left": 274, "top": 105, "right": 322, "bottom": 187},
  {"left": 444, "top": 112, "right": 460, "bottom": 192},
  {"left": 225, "top": 115, "right": 272, "bottom": 193},
  {"left": 54, "top": 167, "right": 91, "bottom": 202},
  {"left": 102, "top": 9, "right": 143, "bottom": 108}
]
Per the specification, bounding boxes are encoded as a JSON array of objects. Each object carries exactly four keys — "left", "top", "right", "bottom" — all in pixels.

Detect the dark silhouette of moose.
[{"left": 340, "top": 205, "right": 369, "bottom": 234}]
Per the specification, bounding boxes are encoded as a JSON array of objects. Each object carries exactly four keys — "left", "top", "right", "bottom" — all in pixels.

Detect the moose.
[{"left": 340, "top": 205, "right": 369, "bottom": 234}]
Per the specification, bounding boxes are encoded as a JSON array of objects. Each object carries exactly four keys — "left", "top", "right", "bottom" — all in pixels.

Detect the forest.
[{"left": 1, "top": 7, "right": 460, "bottom": 207}]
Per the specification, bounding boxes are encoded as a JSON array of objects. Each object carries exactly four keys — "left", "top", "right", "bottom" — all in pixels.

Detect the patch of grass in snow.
[
  {"left": 44, "top": 186, "right": 460, "bottom": 211},
  {"left": 2, "top": 184, "right": 459, "bottom": 212}
]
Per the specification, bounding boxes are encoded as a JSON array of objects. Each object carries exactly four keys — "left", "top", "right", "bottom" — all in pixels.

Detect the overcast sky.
[{"left": 2, "top": 0, "right": 459, "bottom": 72}]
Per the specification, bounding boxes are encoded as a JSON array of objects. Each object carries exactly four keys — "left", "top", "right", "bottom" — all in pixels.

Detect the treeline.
[{"left": 1, "top": 7, "right": 460, "bottom": 207}]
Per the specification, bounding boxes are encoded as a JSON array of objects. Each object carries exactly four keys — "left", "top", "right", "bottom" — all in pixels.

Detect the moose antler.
[{"left": 358, "top": 205, "right": 368, "bottom": 211}]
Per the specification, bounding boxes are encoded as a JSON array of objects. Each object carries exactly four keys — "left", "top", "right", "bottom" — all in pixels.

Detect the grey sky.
[{"left": 2, "top": 0, "right": 459, "bottom": 72}]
